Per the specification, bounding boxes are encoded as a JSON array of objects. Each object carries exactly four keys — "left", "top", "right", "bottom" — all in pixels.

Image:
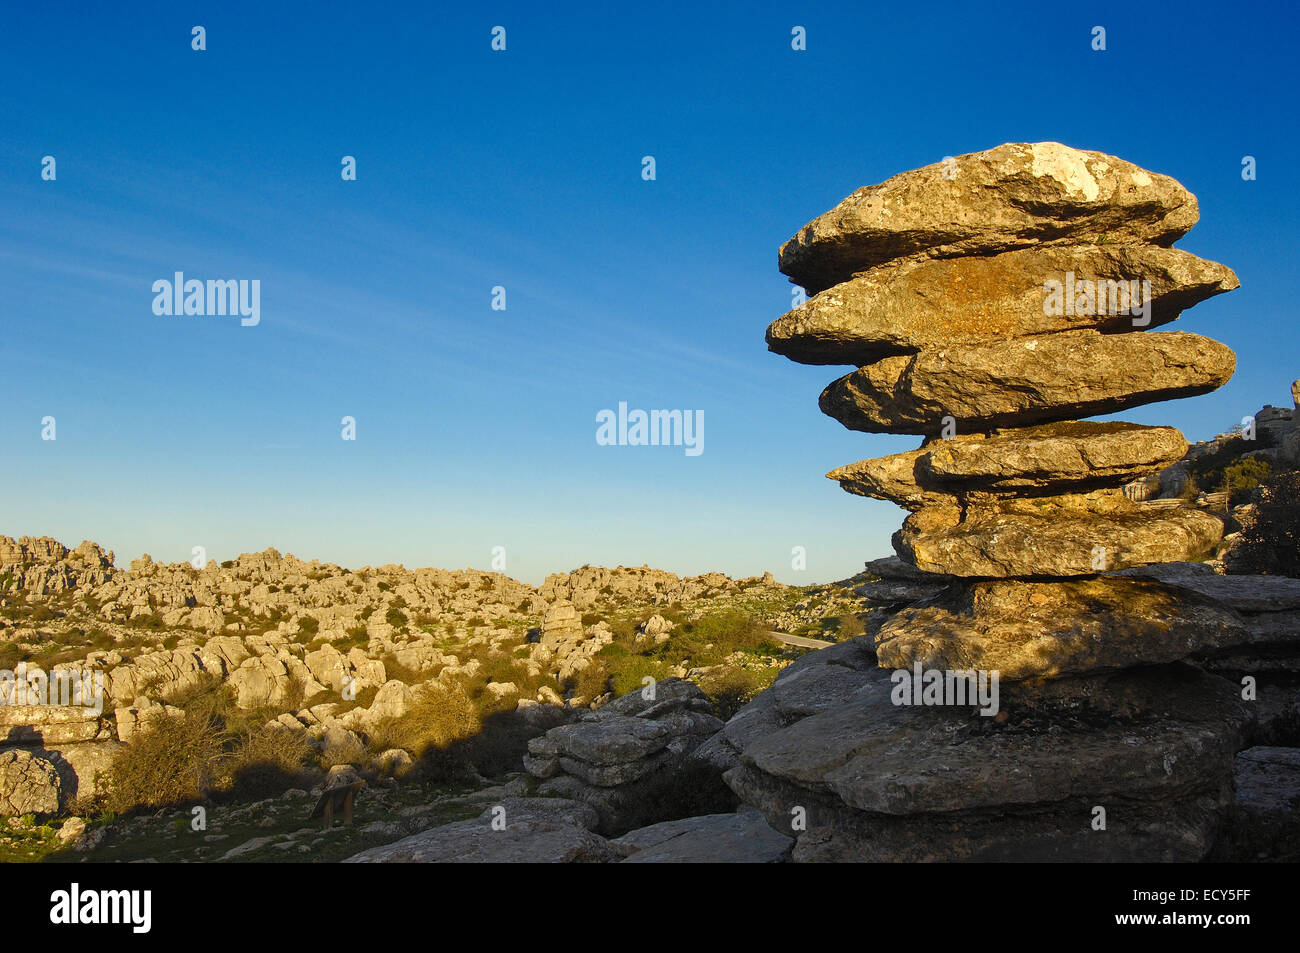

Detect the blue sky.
[{"left": 1, "top": 1, "right": 1296, "bottom": 584}]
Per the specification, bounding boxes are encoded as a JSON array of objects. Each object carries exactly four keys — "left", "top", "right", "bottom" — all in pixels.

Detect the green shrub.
[
  {"left": 664, "top": 610, "right": 777, "bottom": 666},
  {"left": 565, "top": 659, "right": 610, "bottom": 703},
  {"left": 0, "top": 642, "right": 27, "bottom": 671},
  {"left": 1224, "top": 457, "right": 1273, "bottom": 505},
  {"left": 1226, "top": 470, "right": 1299, "bottom": 575},
  {"left": 828, "top": 613, "right": 867, "bottom": 641},
  {"left": 104, "top": 708, "right": 225, "bottom": 813},
  {"left": 26, "top": 604, "right": 58, "bottom": 623},
  {"left": 598, "top": 644, "right": 674, "bottom": 698},
  {"left": 367, "top": 683, "right": 480, "bottom": 760},
  {"left": 222, "top": 726, "right": 314, "bottom": 799},
  {"left": 698, "top": 666, "right": 778, "bottom": 720}
]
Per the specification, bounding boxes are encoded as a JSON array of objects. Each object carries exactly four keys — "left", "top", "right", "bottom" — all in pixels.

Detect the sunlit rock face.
[{"left": 748, "top": 143, "right": 1269, "bottom": 861}]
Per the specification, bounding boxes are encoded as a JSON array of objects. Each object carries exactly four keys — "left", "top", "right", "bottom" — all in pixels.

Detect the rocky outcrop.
[
  {"left": 532, "top": 600, "right": 612, "bottom": 688},
  {"left": 770, "top": 244, "right": 1237, "bottom": 365},
  {"left": 779, "top": 142, "right": 1200, "bottom": 295},
  {"left": 820, "top": 330, "right": 1234, "bottom": 435},
  {"left": 873, "top": 577, "right": 1250, "bottom": 681},
  {"left": 894, "top": 492, "right": 1225, "bottom": 577},
  {"left": 613, "top": 809, "right": 792, "bottom": 863},
  {"left": 753, "top": 143, "right": 1260, "bottom": 861},
  {"left": 832, "top": 423, "right": 1189, "bottom": 508},
  {"left": 343, "top": 797, "right": 793, "bottom": 864},
  {"left": 343, "top": 797, "right": 622, "bottom": 863},
  {"left": 1282, "top": 380, "right": 1300, "bottom": 466},
  {"left": 0, "top": 749, "right": 61, "bottom": 816},
  {"left": 771, "top": 143, "right": 1237, "bottom": 586},
  {"left": 724, "top": 655, "right": 1249, "bottom": 861},
  {"left": 525, "top": 679, "right": 728, "bottom": 834}
]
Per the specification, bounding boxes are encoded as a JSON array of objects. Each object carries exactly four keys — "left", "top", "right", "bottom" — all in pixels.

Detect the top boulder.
[{"left": 779, "top": 142, "right": 1199, "bottom": 295}]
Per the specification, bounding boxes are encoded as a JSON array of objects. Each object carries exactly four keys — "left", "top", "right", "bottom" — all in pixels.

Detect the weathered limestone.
[
  {"left": 525, "top": 679, "right": 729, "bottom": 834},
  {"left": 0, "top": 749, "right": 61, "bottom": 816},
  {"left": 722, "top": 658, "right": 1249, "bottom": 861},
  {"left": 830, "top": 422, "right": 1189, "bottom": 509},
  {"left": 769, "top": 245, "right": 1237, "bottom": 365},
  {"left": 614, "top": 810, "right": 793, "bottom": 863},
  {"left": 770, "top": 144, "right": 1237, "bottom": 585},
  {"left": 753, "top": 144, "right": 1254, "bottom": 861},
  {"left": 819, "top": 330, "right": 1234, "bottom": 435},
  {"left": 779, "top": 142, "right": 1200, "bottom": 295},
  {"left": 342, "top": 798, "right": 622, "bottom": 864},
  {"left": 873, "top": 578, "right": 1250, "bottom": 681},
  {"left": 893, "top": 492, "right": 1224, "bottom": 577}
]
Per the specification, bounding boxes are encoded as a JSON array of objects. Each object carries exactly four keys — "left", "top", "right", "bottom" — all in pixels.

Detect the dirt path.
[{"left": 766, "top": 630, "right": 833, "bottom": 649}]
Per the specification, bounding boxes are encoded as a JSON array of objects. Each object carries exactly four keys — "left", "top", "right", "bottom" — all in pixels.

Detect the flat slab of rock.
[
  {"left": 779, "top": 142, "right": 1199, "bottom": 294},
  {"left": 820, "top": 330, "right": 1235, "bottom": 435},
  {"left": 895, "top": 494, "right": 1224, "bottom": 576},
  {"left": 1111, "top": 564, "right": 1300, "bottom": 612},
  {"left": 528, "top": 715, "right": 669, "bottom": 766},
  {"left": 698, "top": 637, "right": 881, "bottom": 774},
  {"left": 924, "top": 421, "right": 1188, "bottom": 489},
  {"left": 853, "top": 578, "right": 949, "bottom": 606},
  {"left": 597, "top": 677, "right": 714, "bottom": 719},
  {"left": 769, "top": 245, "right": 1235, "bottom": 364},
  {"left": 725, "top": 665, "right": 1249, "bottom": 861},
  {"left": 343, "top": 797, "right": 620, "bottom": 863},
  {"left": 863, "top": 555, "right": 948, "bottom": 582},
  {"left": 615, "top": 810, "right": 792, "bottom": 863},
  {"left": 0, "top": 705, "right": 108, "bottom": 745},
  {"left": 874, "top": 577, "right": 1251, "bottom": 680},
  {"left": 831, "top": 422, "right": 1188, "bottom": 509},
  {"left": 558, "top": 750, "right": 674, "bottom": 787}
]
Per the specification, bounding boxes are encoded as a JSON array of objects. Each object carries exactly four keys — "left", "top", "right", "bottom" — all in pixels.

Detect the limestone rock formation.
[
  {"left": 873, "top": 577, "right": 1250, "bottom": 681},
  {"left": 771, "top": 142, "right": 1238, "bottom": 586},
  {"left": 769, "top": 245, "right": 1237, "bottom": 365},
  {"left": 0, "top": 749, "right": 61, "bottom": 816},
  {"left": 893, "top": 492, "right": 1225, "bottom": 576},
  {"left": 525, "top": 679, "right": 728, "bottom": 834},
  {"left": 779, "top": 142, "right": 1200, "bottom": 295},
  {"left": 830, "top": 422, "right": 1189, "bottom": 510},
  {"left": 723, "top": 650, "right": 1250, "bottom": 861},
  {"left": 756, "top": 143, "right": 1256, "bottom": 861},
  {"left": 819, "top": 330, "right": 1234, "bottom": 435},
  {"left": 613, "top": 809, "right": 792, "bottom": 863},
  {"left": 342, "top": 797, "right": 621, "bottom": 863}
]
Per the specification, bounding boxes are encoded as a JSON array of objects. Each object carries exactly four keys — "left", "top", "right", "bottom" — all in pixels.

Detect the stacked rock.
[
  {"left": 769, "top": 142, "right": 1243, "bottom": 674},
  {"left": 735, "top": 143, "right": 1270, "bottom": 860},
  {"left": 525, "top": 679, "right": 726, "bottom": 834}
]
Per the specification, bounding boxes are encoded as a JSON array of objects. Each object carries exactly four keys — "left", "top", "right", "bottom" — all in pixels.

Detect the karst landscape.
[{"left": 3, "top": 144, "right": 1298, "bottom": 864}]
